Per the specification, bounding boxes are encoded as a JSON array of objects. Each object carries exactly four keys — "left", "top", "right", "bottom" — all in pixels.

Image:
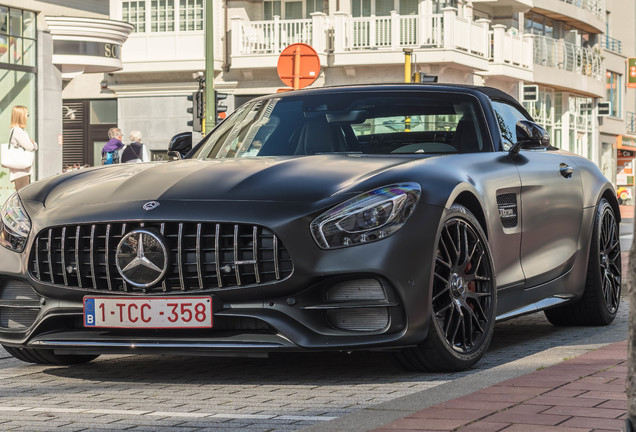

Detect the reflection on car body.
[{"left": 0, "top": 84, "right": 621, "bottom": 371}]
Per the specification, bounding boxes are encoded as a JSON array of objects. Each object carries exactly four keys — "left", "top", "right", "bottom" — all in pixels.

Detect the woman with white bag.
[{"left": 6, "top": 105, "right": 37, "bottom": 191}]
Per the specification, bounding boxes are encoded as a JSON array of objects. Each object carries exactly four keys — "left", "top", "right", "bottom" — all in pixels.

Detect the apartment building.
[
  {"left": 2, "top": 1, "right": 635, "bottom": 205},
  {"left": 0, "top": 0, "right": 132, "bottom": 204}
]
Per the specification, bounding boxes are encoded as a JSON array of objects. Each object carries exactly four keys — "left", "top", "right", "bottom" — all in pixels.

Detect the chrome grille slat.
[
  {"left": 60, "top": 227, "right": 68, "bottom": 286},
  {"left": 105, "top": 224, "right": 113, "bottom": 291},
  {"left": 90, "top": 225, "right": 97, "bottom": 289},
  {"left": 274, "top": 235, "right": 280, "bottom": 280},
  {"left": 47, "top": 229, "right": 54, "bottom": 284},
  {"left": 177, "top": 223, "right": 186, "bottom": 291},
  {"left": 29, "top": 222, "right": 292, "bottom": 294},
  {"left": 215, "top": 224, "right": 222, "bottom": 288},
  {"left": 253, "top": 226, "right": 260, "bottom": 284},
  {"left": 196, "top": 223, "right": 204, "bottom": 290},
  {"left": 75, "top": 226, "right": 82, "bottom": 288},
  {"left": 233, "top": 224, "right": 241, "bottom": 286}
]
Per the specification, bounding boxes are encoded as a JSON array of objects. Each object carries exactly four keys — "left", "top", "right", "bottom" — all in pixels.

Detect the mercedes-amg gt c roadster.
[{"left": 0, "top": 84, "right": 621, "bottom": 371}]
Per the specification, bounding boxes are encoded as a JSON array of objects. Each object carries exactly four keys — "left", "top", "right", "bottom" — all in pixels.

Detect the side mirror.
[
  {"left": 166, "top": 150, "right": 182, "bottom": 160},
  {"left": 168, "top": 132, "right": 193, "bottom": 158},
  {"left": 509, "top": 121, "right": 550, "bottom": 156}
]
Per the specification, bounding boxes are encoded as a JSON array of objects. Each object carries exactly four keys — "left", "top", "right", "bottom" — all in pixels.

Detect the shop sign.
[
  {"left": 522, "top": 85, "right": 538, "bottom": 102},
  {"left": 53, "top": 41, "right": 121, "bottom": 59},
  {"left": 598, "top": 102, "right": 611, "bottom": 116},
  {"left": 629, "top": 58, "right": 636, "bottom": 88}
]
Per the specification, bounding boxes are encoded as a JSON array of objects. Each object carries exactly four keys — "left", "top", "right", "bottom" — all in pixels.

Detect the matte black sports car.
[{"left": 0, "top": 84, "right": 621, "bottom": 371}]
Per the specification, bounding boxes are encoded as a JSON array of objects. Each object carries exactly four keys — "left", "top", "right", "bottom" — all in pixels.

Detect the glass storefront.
[{"left": 0, "top": 6, "right": 36, "bottom": 205}]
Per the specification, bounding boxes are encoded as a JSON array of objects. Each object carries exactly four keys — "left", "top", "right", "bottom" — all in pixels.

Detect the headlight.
[
  {"left": 0, "top": 193, "right": 31, "bottom": 252},
  {"left": 311, "top": 183, "right": 421, "bottom": 249}
]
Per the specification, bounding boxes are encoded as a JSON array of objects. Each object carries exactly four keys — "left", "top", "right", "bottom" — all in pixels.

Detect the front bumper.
[{"left": 0, "top": 201, "right": 445, "bottom": 355}]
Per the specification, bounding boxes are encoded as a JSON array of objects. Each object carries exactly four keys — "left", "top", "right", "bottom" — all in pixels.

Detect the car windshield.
[{"left": 193, "top": 91, "right": 488, "bottom": 159}]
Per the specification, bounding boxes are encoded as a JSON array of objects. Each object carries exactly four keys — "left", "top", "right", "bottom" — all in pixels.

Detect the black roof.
[{"left": 271, "top": 83, "right": 521, "bottom": 105}]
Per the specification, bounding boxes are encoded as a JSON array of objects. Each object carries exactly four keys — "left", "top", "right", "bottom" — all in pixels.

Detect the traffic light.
[
  {"left": 215, "top": 91, "right": 228, "bottom": 124},
  {"left": 187, "top": 90, "right": 204, "bottom": 132}
]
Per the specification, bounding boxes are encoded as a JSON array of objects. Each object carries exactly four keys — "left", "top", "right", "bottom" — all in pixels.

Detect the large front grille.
[{"left": 29, "top": 222, "right": 293, "bottom": 294}]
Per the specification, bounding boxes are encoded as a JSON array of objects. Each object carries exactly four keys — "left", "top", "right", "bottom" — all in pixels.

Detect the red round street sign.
[{"left": 277, "top": 43, "right": 320, "bottom": 90}]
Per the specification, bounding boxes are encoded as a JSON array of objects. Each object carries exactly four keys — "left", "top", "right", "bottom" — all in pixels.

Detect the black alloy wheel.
[
  {"left": 598, "top": 203, "right": 622, "bottom": 315},
  {"left": 394, "top": 205, "right": 496, "bottom": 372},
  {"left": 545, "top": 198, "right": 621, "bottom": 326}
]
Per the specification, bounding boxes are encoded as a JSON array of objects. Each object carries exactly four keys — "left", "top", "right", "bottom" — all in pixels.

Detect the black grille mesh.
[
  {"left": 29, "top": 222, "right": 293, "bottom": 294},
  {"left": 496, "top": 193, "right": 518, "bottom": 229}
]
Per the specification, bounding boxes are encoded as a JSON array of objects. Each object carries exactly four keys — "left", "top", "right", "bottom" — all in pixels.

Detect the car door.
[{"left": 492, "top": 101, "right": 584, "bottom": 288}]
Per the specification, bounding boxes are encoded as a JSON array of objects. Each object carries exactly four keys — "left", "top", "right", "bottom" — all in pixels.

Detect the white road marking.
[{"left": 0, "top": 406, "right": 337, "bottom": 421}]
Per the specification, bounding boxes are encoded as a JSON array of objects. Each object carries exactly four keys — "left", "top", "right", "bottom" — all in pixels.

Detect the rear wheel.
[
  {"left": 2, "top": 345, "right": 99, "bottom": 365},
  {"left": 394, "top": 205, "right": 496, "bottom": 372},
  {"left": 544, "top": 198, "right": 621, "bottom": 326}
]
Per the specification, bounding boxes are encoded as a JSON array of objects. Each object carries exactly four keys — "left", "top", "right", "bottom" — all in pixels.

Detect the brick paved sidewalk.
[{"left": 372, "top": 341, "right": 627, "bottom": 432}]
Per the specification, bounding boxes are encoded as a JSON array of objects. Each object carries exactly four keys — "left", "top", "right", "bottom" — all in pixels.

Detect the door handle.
[{"left": 560, "top": 163, "right": 574, "bottom": 178}]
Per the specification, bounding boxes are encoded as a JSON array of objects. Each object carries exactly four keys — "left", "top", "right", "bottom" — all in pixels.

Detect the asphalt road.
[{"left": 0, "top": 224, "right": 631, "bottom": 432}]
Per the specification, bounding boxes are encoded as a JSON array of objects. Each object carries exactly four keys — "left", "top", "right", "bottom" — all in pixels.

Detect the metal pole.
[
  {"left": 204, "top": 0, "right": 215, "bottom": 134},
  {"left": 293, "top": 46, "right": 301, "bottom": 90},
  {"left": 403, "top": 48, "right": 412, "bottom": 83}
]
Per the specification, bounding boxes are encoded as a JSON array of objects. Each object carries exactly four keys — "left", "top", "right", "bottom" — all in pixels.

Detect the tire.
[
  {"left": 544, "top": 198, "right": 621, "bottom": 326},
  {"left": 2, "top": 345, "right": 99, "bottom": 365},
  {"left": 393, "top": 205, "right": 497, "bottom": 372}
]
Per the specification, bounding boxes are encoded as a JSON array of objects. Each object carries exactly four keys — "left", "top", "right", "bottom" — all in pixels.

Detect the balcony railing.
[
  {"left": 601, "top": 34, "right": 622, "bottom": 54},
  {"left": 627, "top": 112, "right": 636, "bottom": 135},
  {"left": 229, "top": 9, "right": 530, "bottom": 73},
  {"left": 558, "top": 0, "right": 605, "bottom": 20},
  {"left": 532, "top": 35, "right": 603, "bottom": 80},
  {"left": 337, "top": 12, "right": 442, "bottom": 51},
  {"left": 489, "top": 25, "right": 533, "bottom": 69},
  {"left": 231, "top": 14, "right": 327, "bottom": 56}
]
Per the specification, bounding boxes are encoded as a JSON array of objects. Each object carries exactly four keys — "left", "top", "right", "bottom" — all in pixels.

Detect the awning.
[{"left": 44, "top": 17, "right": 133, "bottom": 80}]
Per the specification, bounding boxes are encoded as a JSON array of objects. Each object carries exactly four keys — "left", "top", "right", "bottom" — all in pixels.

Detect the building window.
[
  {"left": 151, "top": 0, "right": 175, "bottom": 32},
  {"left": 179, "top": 0, "right": 203, "bottom": 31},
  {"left": 264, "top": 0, "right": 303, "bottom": 19},
  {"left": 0, "top": 7, "right": 36, "bottom": 67},
  {"left": 606, "top": 71, "right": 621, "bottom": 118},
  {"left": 123, "top": 1, "right": 146, "bottom": 32}
]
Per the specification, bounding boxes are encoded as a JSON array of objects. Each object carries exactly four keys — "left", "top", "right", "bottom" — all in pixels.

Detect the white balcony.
[
  {"left": 230, "top": 13, "right": 328, "bottom": 69},
  {"left": 531, "top": 34, "right": 605, "bottom": 97},
  {"left": 229, "top": 7, "right": 531, "bottom": 76}
]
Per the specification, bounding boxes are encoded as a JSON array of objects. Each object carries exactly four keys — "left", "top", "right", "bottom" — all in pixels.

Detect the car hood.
[{"left": 37, "top": 156, "right": 421, "bottom": 208}]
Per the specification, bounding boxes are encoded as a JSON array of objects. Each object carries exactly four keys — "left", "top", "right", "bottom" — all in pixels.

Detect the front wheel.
[
  {"left": 2, "top": 345, "right": 99, "bottom": 365},
  {"left": 394, "top": 205, "right": 497, "bottom": 372},
  {"left": 544, "top": 198, "right": 621, "bottom": 326}
]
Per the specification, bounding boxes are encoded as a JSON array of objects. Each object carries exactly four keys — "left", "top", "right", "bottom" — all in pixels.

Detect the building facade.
[
  {"left": 4, "top": 0, "right": 636, "bottom": 204},
  {"left": 0, "top": 0, "right": 132, "bottom": 204}
]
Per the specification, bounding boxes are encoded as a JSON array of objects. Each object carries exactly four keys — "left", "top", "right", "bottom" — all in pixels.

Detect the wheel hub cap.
[{"left": 450, "top": 273, "right": 466, "bottom": 298}]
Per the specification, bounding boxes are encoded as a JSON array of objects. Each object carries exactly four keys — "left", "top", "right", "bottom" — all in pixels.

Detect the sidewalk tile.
[
  {"left": 499, "top": 425, "right": 591, "bottom": 432},
  {"left": 542, "top": 405, "right": 624, "bottom": 419},
  {"left": 485, "top": 412, "right": 570, "bottom": 426},
  {"left": 559, "top": 416, "right": 624, "bottom": 429},
  {"left": 406, "top": 408, "right": 486, "bottom": 421},
  {"left": 525, "top": 396, "right": 600, "bottom": 408},
  {"left": 459, "top": 421, "right": 511, "bottom": 431},
  {"left": 379, "top": 417, "right": 468, "bottom": 430}
]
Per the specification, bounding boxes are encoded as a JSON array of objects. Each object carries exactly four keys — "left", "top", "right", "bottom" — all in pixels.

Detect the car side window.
[{"left": 491, "top": 101, "right": 528, "bottom": 151}]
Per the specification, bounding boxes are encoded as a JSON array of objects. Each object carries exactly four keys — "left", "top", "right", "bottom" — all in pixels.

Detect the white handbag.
[{"left": 1, "top": 128, "right": 35, "bottom": 170}]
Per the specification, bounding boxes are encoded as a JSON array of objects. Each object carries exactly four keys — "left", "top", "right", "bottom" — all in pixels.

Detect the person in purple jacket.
[{"left": 101, "top": 128, "right": 124, "bottom": 165}]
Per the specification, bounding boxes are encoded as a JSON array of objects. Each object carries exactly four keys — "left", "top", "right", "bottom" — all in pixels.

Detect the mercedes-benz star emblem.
[
  {"left": 142, "top": 201, "right": 160, "bottom": 211},
  {"left": 115, "top": 229, "right": 168, "bottom": 288}
]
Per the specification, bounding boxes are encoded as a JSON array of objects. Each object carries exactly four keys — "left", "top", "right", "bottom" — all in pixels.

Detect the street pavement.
[{"left": 0, "top": 207, "right": 632, "bottom": 431}]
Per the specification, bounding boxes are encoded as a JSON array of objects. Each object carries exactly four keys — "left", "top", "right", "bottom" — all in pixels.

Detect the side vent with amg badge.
[{"left": 497, "top": 193, "right": 518, "bottom": 229}]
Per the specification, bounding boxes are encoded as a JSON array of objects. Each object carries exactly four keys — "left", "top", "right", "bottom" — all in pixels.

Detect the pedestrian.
[
  {"left": 121, "top": 130, "right": 150, "bottom": 163},
  {"left": 101, "top": 128, "right": 124, "bottom": 165},
  {"left": 7, "top": 105, "right": 37, "bottom": 191}
]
